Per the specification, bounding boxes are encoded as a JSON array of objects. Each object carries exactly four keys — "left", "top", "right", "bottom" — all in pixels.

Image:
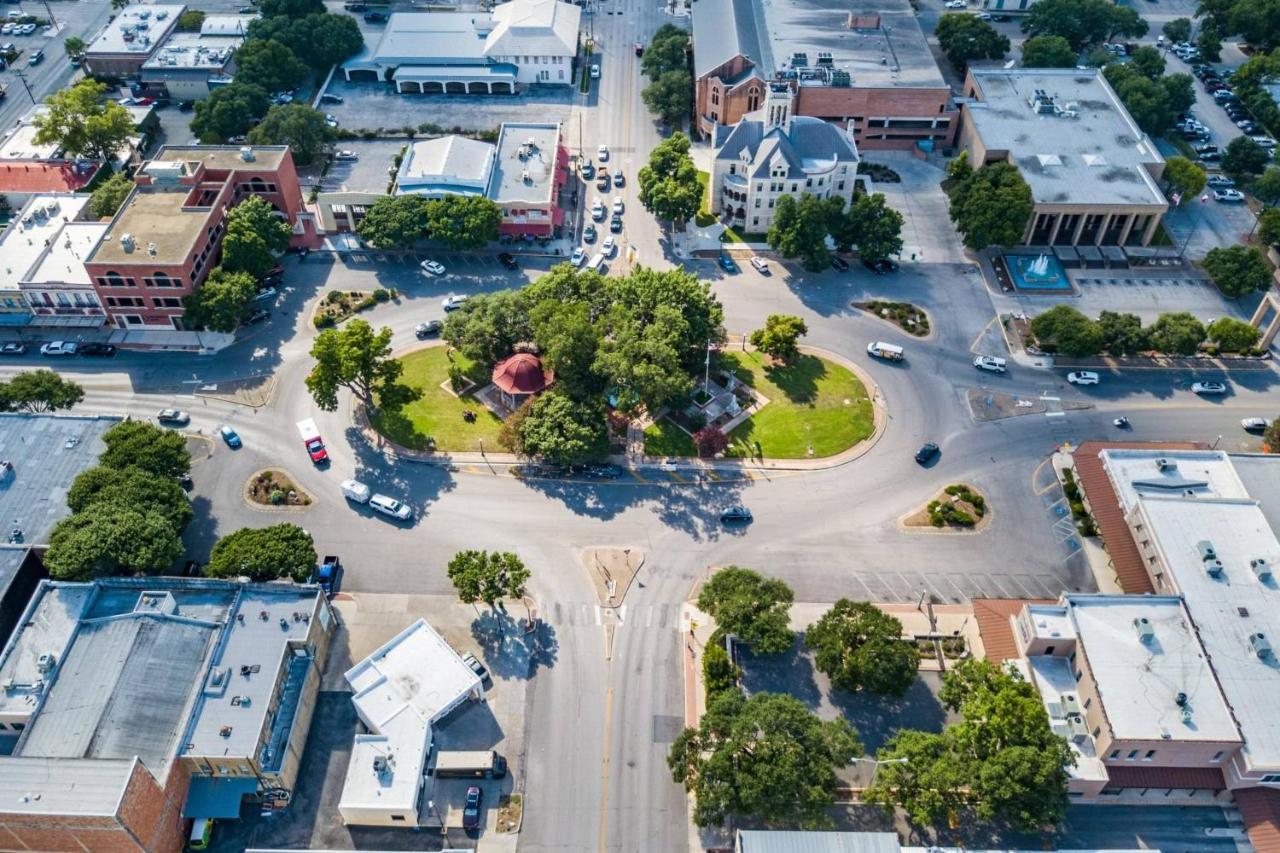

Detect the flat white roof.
[
  {"left": 87, "top": 4, "right": 184, "bottom": 56},
  {"left": 1066, "top": 595, "right": 1239, "bottom": 744},
  {"left": 397, "top": 136, "right": 495, "bottom": 197},
  {"left": 1023, "top": 656, "right": 1108, "bottom": 782},
  {"left": 28, "top": 222, "right": 109, "bottom": 287},
  {"left": 341, "top": 619, "right": 479, "bottom": 814},
  {"left": 142, "top": 31, "right": 242, "bottom": 71},
  {"left": 0, "top": 195, "right": 91, "bottom": 292},
  {"left": 490, "top": 122, "right": 561, "bottom": 205},
  {"left": 1140, "top": 496, "right": 1280, "bottom": 769},
  {"left": 1102, "top": 449, "right": 1249, "bottom": 513},
  {"left": 0, "top": 122, "right": 57, "bottom": 161}
]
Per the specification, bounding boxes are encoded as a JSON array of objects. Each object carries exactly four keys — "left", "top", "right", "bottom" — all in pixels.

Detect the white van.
[
  {"left": 341, "top": 478, "right": 370, "bottom": 503},
  {"left": 370, "top": 493, "right": 413, "bottom": 521},
  {"left": 867, "top": 341, "right": 904, "bottom": 361},
  {"left": 973, "top": 355, "right": 1008, "bottom": 373},
  {"left": 585, "top": 253, "right": 606, "bottom": 272}
]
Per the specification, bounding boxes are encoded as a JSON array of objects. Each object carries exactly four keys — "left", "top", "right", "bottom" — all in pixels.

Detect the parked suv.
[{"left": 369, "top": 494, "right": 413, "bottom": 521}]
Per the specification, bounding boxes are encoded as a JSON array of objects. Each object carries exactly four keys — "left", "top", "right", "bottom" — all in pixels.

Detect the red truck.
[{"left": 296, "top": 418, "right": 329, "bottom": 464}]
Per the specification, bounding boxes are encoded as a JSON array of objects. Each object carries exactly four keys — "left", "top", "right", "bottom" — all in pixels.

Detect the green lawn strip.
[
  {"left": 370, "top": 347, "right": 503, "bottom": 452},
  {"left": 644, "top": 418, "right": 697, "bottom": 457},
  {"left": 696, "top": 170, "right": 716, "bottom": 227},
  {"left": 721, "top": 351, "right": 873, "bottom": 459}
]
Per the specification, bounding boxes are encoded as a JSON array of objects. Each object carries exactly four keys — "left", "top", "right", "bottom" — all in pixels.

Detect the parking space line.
[
  {"left": 627, "top": 469, "right": 648, "bottom": 483},
  {"left": 666, "top": 470, "right": 687, "bottom": 483}
]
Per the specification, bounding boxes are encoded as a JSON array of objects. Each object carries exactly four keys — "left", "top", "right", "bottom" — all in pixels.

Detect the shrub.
[
  {"left": 448, "top": 363, "right": 466, "bottom": 392},
  {"left": 702, "top": 642, "right": 740, "bottom": 703},
  {"left": 269, "top": 489, "right": 285, "bottom": 505},
  {"left": 373, "top": 288, "right": 391, "bottom": 302},
  {"left": 327, "top": 289, "right": 343, "bottom": 303}
]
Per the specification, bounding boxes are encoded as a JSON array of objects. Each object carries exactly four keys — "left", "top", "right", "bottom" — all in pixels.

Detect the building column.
[
  {"left": 1141, "top": 214, "right": 1161, "bottom": 246},
  {"left": 1094, "top": 213, "right": 1114, "bottom": 245},
  {"left": 1071, "top": 212, "right": 1089, "bottom": 245},
  {"left": 1022, "top": 210, "right": 1039, "bottom": 244},
  {"left": 1117, "top": 213, "right": 1136, "bottom": 246},
  {"left": 1048, "top": 213, "right": 1065, "bottom": 246}
]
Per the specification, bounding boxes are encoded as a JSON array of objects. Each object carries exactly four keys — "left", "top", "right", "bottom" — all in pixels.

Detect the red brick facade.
[{"left": 695, "top": 57, "right": 767, "bottom": 138}]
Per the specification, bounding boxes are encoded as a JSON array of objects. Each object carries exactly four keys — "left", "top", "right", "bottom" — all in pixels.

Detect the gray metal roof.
[
  {"left": 738, "top": 831, "right": 902, "bottom": 853},
  {"left": 691, "top": 0, "right": 767, "bottom": 79},
  {"left": 0, "top": 756, "right": 137, "bottom": 815},
  {"left": 1230, "top": 454, "right": 1280, "bottom": 540},
  {"left": 0, "top": 547, "right": 28, "bottom": 601},
  {"left": 715, "top": 115, "right": 858, "bottom": 179},
  {"left": 0, "top": 414, "right": 118, "bottom": 546}
]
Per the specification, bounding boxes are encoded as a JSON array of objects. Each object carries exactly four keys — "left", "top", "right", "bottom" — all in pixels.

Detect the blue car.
[
  {"left": 220, "top": 425, "right": 242, "bottom": 448},
  {"left": 718, "top": 254, "right": 738, "bottom": 273}
]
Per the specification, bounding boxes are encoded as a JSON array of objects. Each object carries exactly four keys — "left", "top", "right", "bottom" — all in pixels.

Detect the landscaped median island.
[
  {"left": 245, "top": 468, "right": 313, "bottom": 508},
  {"left": 856, "top": 300, "right": 930, "bottom": 337},
  {"left": 643, "top": 350, "right": 875, "bottom": 460},
  {"left": 369, "top": 346, "right": 503, "bottom": 453},
  {"left": 313, "top": 287, "right": 397, "bottom": 328},
  {"left": 903, "top": 483, "right": 991, "bottom": 532}
]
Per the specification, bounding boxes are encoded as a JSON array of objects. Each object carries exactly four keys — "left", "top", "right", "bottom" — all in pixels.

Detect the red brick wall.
[
  {"left": 119, "top": 761, "right": 190, "bottom": 853},
  {"left": 695, "top": 58, "right": 765, "bottom": 135}
]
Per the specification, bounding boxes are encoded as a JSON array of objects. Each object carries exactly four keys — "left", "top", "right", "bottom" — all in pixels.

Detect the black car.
[
  {"left": 915, "top": 442, "right": 940, "bottom": 465},
  {"left": 830, "top": 254, "right": 850, "bottom": 272},
  {"left": 990, "top": 12, "right": 1011, "bottom": 20},
  {"left": 462, "top": 787, "right": 482, "bottom": 831},
  {"left": 363, "top": 10, "right": 387, "bottom": 21},
  {"left": 320, "top": 93, "right": 344, "bottom": 104},
  {"left": 178, "top": 100, "right": 194, "bottom": 112},
  {"left": 720, "top": 506, "right": 753, "bottom": 523},
  {"left": 583, "top": 223, "right": 597, "bottom": 243},
  {"left": 245, "top": 308, "right": 270, "bottom": 325},
  {"left": 862, "top": 258, "right": 899, "bottom": 274},
  {"left": 80, "top": 343, "right": 116, "bottom": 357},
  {"left": 610, "top": 214, "right": 623, "bottom": 233},
  {"left": 415, "top": 319, "right": 443, "bottom": 338},
  {"left": 497, "top": 252, "right": 519, "bottom": 270},
  {"left": 596, "top": 173, "right": 611, "bottom": 191}
]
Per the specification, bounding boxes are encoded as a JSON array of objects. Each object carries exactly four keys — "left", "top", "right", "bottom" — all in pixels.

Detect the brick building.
[
  {"left": 692, "top": 0, "right": 957, "bottom": 151},
  {"left": 83, "top": 4, "right": 185, "bottom": 78},
  {"left": 84, "top": 145, "right": 309, "bottom": 331}
]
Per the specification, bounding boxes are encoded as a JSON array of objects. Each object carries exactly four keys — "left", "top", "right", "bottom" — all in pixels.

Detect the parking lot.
[
  {"left": 1004, "top": 270, "right": 1249, "bottom": 324},
  {"left": 317, "top": 77, "right": 575, "bottom": 135}
]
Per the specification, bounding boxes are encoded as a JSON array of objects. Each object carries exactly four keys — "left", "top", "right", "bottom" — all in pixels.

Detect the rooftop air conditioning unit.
[
  {"left": 1061, "top": 693, "right": 1082, "bottom": 715},
  {"left": 1253, "top": 558, "right": 1273, "bottom": 581},
  {"left": 1205, "top": 559, "right": 1225, "bottom": 578},
  {"left": 1066, "top": 714, "right": 1089, "bottom": 740},
  {"left": 1197, "top": 540, "right": 1217, "bottom": 562},
  {"left": 373, "top": 755, "right": 390, "bottom": 773},
  {"left": 1252, "top": 632, "right": 1273, "bottom": 658},
  {"left": 1156, "top": 457, "right": 1176, "bottom": 472},
  {"left": 35, "top": 653, "right": 55, "bottom": 673},
  {"left": 522, "top": 170, "right": 531, "bottom": 183},
  {"left": 240, "top": 146, "right": 255, "bottom": 162},
  {"left": 147, "top": 242, "right": 157, "bottom": 256},
  {"left": 1133, "top": 617, "right": 1155, "bottom": 643},
  {"left": 120, "top": 233, "right": 136, "bottom": 252}
]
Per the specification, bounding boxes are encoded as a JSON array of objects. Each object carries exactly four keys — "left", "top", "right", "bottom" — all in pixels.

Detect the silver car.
[{"left": 369, "top": 493, "right": 413, "bottom": 521}]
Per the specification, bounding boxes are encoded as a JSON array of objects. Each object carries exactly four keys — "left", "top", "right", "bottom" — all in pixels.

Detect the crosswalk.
[{"left": 542, "top": 601, "right": 678, "bottom": 629}]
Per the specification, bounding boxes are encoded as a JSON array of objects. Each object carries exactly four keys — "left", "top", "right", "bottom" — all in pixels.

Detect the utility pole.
[
  {"left": 40, "top": 0, "right": 57, "bottom": 30},
  {"left": 11, "top": 71, "right": 36, "bottom": 105}
]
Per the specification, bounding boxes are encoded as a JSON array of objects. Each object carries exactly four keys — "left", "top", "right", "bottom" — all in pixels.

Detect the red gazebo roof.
[{"left": 491, "top": 353, "right": 552, "bottom": 395}]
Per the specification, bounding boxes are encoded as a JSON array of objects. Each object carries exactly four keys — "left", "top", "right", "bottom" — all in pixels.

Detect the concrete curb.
[
  {"left": 242, "top": 468, "right": 317, "bottom": 513},
  {"left": 854, "top": 301, "right": 937, "bottom": 343}
]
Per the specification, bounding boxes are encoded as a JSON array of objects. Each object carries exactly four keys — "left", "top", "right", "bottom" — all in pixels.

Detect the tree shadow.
[
  {"left": 345, "top": 424, "right": 457, "bottom": 520},
  {"left": 737, "top": 636, "right": 823, "bottom": 709},
  {"left": 826, "top": 670, "right": 951, "bottom": 754},
  {"left": 762, "top": 354, "right": 826, "bottom": 405},
  {"left": 469, "top": 607, "right": 559, "bottom": 679}
]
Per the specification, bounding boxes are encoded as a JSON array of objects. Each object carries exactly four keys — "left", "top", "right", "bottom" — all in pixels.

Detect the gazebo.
[{"left": 491, "top": 353, "right": 553, "bottom": 410}]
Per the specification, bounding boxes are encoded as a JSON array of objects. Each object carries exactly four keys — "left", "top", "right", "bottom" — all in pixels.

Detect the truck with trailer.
[
  {"left": 296, "top": 418, "right": 329, "bottom": 464},
  {"left": 867, "top": 341, "right": 904, "bottom": 361}
]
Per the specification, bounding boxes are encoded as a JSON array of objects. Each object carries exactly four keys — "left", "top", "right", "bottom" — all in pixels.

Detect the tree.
[
  {"left": 1147, "top": 311, "right": 1206, "bottom": 355},
  {"left": 33, "top": 80, "right": 135, "bottom": 163},
  {"left": 89, "top": 171, "right": 134, "bottom": 219},
  {"left": 1253, "top": 167, "right": 1280, "bottom": 206},
  {"left": 1097, "top": 311, "right": 1149, "bottom": 355},
  {"left": 1021, "top": 35, "right": 1077, "bottom": 67},
  {"left": 248, "top": 13, "right": 363, "bottom": 69},
  {"left": 641, "top": 23, "right": 688, "bottom": 78},
  {"left": 669, "top": 691, "right": 863, "bottom": 829},
  {"left": 206, "top": 524, "right": 317, "bottom": 582},
  {"left": 426, "top": 195, "right": 502, "bottom": 250},
  {"left": 697, "top": 566, "right": 794, "bottom": 654},
  {"left": 1207, "top": 316, "right": 1263, "bottom": 351},
  {"left": 1202, "top": 244, "right": 1272, "bottom": 298},
  {"left": 44, "top": 505, "right": 184, "bottom": 581},
  {"left": 768, "top": 194, "right": 842, "bottom": 272},
  {"left": 247, "top": 104, "right": 332, "bottom": 166},
  {"left": 183, "top": 268, "right": 258, "bottom": 332},
  {"left": 307, "top": 319, "right": 406, "bottom": 412},
  {"left": 936, "top": 13, "right": 1010, "bottom": 71},
  {"left": 446, "top": 550, "right": 531, "bottom": 609},
  {"left": 191, "top": 82, "right": 269, "bottom": 143},
  {"left": 1162, "top": 17, "right": 1192, "bottom": 42},
  {"left": 1258, "top": 207, "right": 1280, "bottom": 246},
  {"left": 1105, "top": 4, "right": 1149, "bottom": 40},
  {"left": 0, "top": 370, "right": 84, "bottom": 413},
  {"left": 1129, "top": 45, "right": 1166, "bottom": 80},
  {"left": 232, "top": 39, "right": 309, "bottom": 94},
  {"left": 642, "top": 69, "right": 694, "bottom": 126},
  {"left": 505, "top": 391, "right": 608, "bottom": 465},
  {"left": 637, "top": 133, "right": 702, "bottom": 227},
  {"left": 1223, "top": 136, "right": 1271, "bottom": 181},
  {"left": 531, "top": 299, "right": 603, "bottom": 400},
  {"left": 1029, "top": 304, "right": 1103, "bottom": 356},
  {"left": 701, "top": 642, "right": 740, "bottom": 702},
  {"left": 693, "top": 426, "right": 729, "bottom": 458},
  {"left": 63, "top": 35, "right": 85, "bottom": 57},
  {"left": 1022, "top": 0, "right": 1145, "bottom": 50},
  {"left": 749, "top": 314, "right": 808, "bottom": 362},
  {"left": 1265, "top": 418, "right": 1280, "bottom": 452},
  {"left": 176, "top": 9, "right": 207, "bottom": 30},
  {"left": 1103, "top": 65, "right": 1193, "bottom": 136},
  {"left": 110, "top": 0, "right": 128, "bottom": 10},
  {"left": 442, "top": 290, "right": 534, "bottom": 368},
  {"left": 1163, "top": 156, "right": 1207, "bottom": 202},
  {"left": 602, "top": 266, "right": 725, "bottom": 373},
  {"left": 221, "top": 196, "right": 293, "bottom": 278},
  {"left": 831, "top": 192, "right": 904, "bottom": 261},
  {"left": 258, "top": 0, "right": 325, "bottom": 18},
  {"left": 67, "top": 465, "right": 193, "bottom": 533},
  {"left": 805, "top": 599, "right": 917, "bottom": 697},
  {"left": 357, "top": 195, "right": 430, "bottom": 249},
  {"left": 866, "top": 659, "right": 1073, "bottom": 832},
  {"left": 593, "top": 305, "right": 693, "bottom": 411},
  {"left": 1196, "top": 24, "right": 1223, "bottom": 61},
  {"left": 100, "top": 420, "right": 190, "bottom": 478},
  {"left": 947, "top": 162, "right": 1033, "bottom": 250},
  {"left": 1230, "top": 0, "right": 1280, "bottom": 52}
]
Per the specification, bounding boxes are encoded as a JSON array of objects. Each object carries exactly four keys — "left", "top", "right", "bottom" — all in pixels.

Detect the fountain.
[{"left": 1005, "top": 252, "right": 1070, "bottom": 291}]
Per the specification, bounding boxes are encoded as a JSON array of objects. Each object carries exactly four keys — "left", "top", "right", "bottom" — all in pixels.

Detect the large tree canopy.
[
  {"left": 696, "top": 566, "right": 795, "bottom": 654},
  {"left": 100, "top": 420, "right": 191, "bottom": 478},
  {"left": 232, "top": 38, "right": 309, "bottom": 93},
  {"left": 768, "top": 194, "right": 843, "bottom": 272},
  {"left": 356, "top": 195, "right": 430, "bottom": 249},
  {"left": 936, "top": 13, "right": 1010, "bottom": 70},
  {"left": 183, "top": 268, "right": 259, "bottom": 333},
  {"left": 805, "top": 599, "right": 917, "bottom": 697},
  {"left": 33, "top": 80, "right": 135, "bottom": 162},
  {"left": 947, "top": 162, "right": 1033, "bottom": 249},
  {"left": 0, "top": 370, "right": 84, "bottom": 413},
  {"left": 206, "top": 524, "right": 317, "bottom": 582},
  {"left": 638, "top": 133, "right": 702, "bottom": 226},
  {"left": 1022, "top": 0, "right": 1148, "bottom": 50},
  {"left": 45, "top": 505, "right": 184, "bottom": 581},
  {"left": 247, "top": 103, "right": 332, "bottom": 166},
  {"left": 190, "top": 82, "right": 270, "bottom": 143},
  {"left": 446, "top": 549, "right": 531, "bottom": 608},
  {"left": 307, "top": 319, "right": 408, "bottom": 412},
  {"left": 248, "top": 12, "right": 363, "bottom": 69}
]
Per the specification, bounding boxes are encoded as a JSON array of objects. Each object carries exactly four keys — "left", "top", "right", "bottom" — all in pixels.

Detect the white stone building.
[{"left": 710, "top": 84, "right": 860, "bottom": 234}]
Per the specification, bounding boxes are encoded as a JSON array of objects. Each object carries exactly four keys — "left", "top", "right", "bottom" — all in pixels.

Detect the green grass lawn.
[
  {"left": 370, "top": 347, "right": 503, "bottom": 452},
  {"left": 643, "top": 351, "right": 874, "bottom": 459},
  {"left": 696, "top": 170, "right": 716, "bottom": 227}
]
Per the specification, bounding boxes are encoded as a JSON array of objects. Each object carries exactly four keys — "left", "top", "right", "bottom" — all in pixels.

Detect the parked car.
[
  {"left": 219, "top": 425, "right": 242, "bottom": 447},
  {"left": 596, "top": 172, "right": 611, "bottom": 191},
  {"left": 320, "top": 93, "right": 344, "bottom": 104},
  {"left": 420, "top": 259, "right": 446, "bottom": 276},
  {"left": 602, "top": 235, "right": 616, "bottom": 257},
  {"left": 570, "top": 247, "right": 586, "bottom": 266},
  {"left": 597, "top": 143, "right": 609, "bottom": 161},
  {"left": 1192, "top": 381, "right": 1228, "bottom": 395},
  {"left": 415, "top": 320, "right": 443, "bottom": 338},
  {"left": 583, "top": 223, "right": 597, "bottom": 243},
  {"left": 990, "top": 13, "right": 1011, "bottom": 20},
  {"left": 442, "top": 294, "right": 469, "bottom": 311},
  {"left": 245, "top": 308, "right": 270, "bottom": 324},
  {"left": 497, "top": 252, "right": 519, "bottom": 269},
  {"left": 334, "top": 150, "right": 358, "bottom": 160},
  {"left": 156, "top": 409, "right": 190, "bottom": 425},
  {"left": 720, "top": 506, "right": 753, "bottom": 523},
  {"left": 612, "top": 195, "right": 624, "bottom": 214},
  {"left": 1206, "top": 174, "right": 1236, "bottom": 188},
  {"left": 613, "top": 169, "right": 624, "bottom": 187},
  {"left": 973, "top": 355, "right": 1007, "bottom": 373},
  {"left": 39, "top": 341, "right": 76, "bottom": 356},
  {"left": 609, "top": 214, "right": 623, "bottom": 233},
  {"left": 830, "top": 255, "right": 849, "bottom": 271},
  {"left": 581, "top": 159, "right": 595, "bottom": 179},
  {"left": 369, "top": 493, "right": 413, "bottom": 521},
  {"left": 363, "top": 10, "right": 387, "bottom": 21},
  {"left": 944, "top": 0, "right": 966, "bottom": 7},
  {"left": 862, "top": 258, "right": 899, "bottom": 274},
  {"left": 914, "top": 442, "right": 940, "bottom": 465},
  {"left": 324, "top": 114, "right": 339, "bottom": 128},
  {"left": 26, "top": 48, "right": 40, "bottom": 64},
  {"left": 1242, "top": 417, "right": 1273, "bottom": 432},
  {"left": 343, "top": 1, "right": 367, "bottom": 9},
  {"left": 750, "top": 255, "right": 768, "bottom": 273},
  {"left": 0, "top": 342, "right": 26, "bottom": 355},
  {"left": 634, "top": 42, "right": 643, "bottom": 56},
  {"left": 718, "top": 254, "right": 737, "bottom": 272},
  {"left": 591, "top": 197, "right": 605, "bottom": 220},
  {"left": 462, "top": 786, "right": 483, "bottom": 831},
  {"left": 79, "top": 342, "right": 116, "bottom": 357},
  {"left": 1213, "top": 188, "right": 1245, "bottom": 202},
  {"left": 590, "top": 63, "right": 600, "bottom": 79},
  {"left": 1067, "top": 371, "right": 1100, "bottom": 385}
]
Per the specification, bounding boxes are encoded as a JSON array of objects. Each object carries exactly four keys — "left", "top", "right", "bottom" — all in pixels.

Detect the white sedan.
[
  {"left": 612, "top": 196, "right": 624, "bottom": 214},
  {"left": 570, "top": 247, "right": 586, "bottom": 266},
  {"left": 1242, "top": 417, "right": 1273, "bottom": 432},
  {"left": 40, "top": 341, "right": 77, "bottom": 356},
  {"left": 945, "top": 1, "right": 967, "bottom": 8},
  {"left": 597, "top": 144, "right": 609, "bottom": 161},
  {"left": 1213, "top": 189, "right": 1246, "bottom": 203},
  {"left": 1192, "top": 381, "right": 1228, "bottom": 395},
  {"left": 602, "top": 235, "right": 616, "bottom": 257},
  {"left": 442, "top": 294, "right": 469, "bottom": 311},
  {"left": 420, "top": 259, "right": 446, "bottom": 276},
  {"left": 1067, "top": 371, "right": 1100, "bottom": 385}
]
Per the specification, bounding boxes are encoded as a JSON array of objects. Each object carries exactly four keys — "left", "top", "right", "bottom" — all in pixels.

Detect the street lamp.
[{"left": 851, "top": 756, "right": 909, "bottom": 786}]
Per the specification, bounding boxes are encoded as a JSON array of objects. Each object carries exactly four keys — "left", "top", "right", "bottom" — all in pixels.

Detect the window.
[
  {"left": 837, "top": 181, "right": 845, "bottom": 191},
  {"left": 712, "top": 90, "right": 719, "bottom": 106},
  {"left": 752, "top": 217, "right": 759, "bottom": 226},
  {"left": 1084, "top": 697, "right": 1092, "bottom": 709},
  {"left": 1109, "top": 749, "right": 1120, "bottom": 759},
  {"left": 1263, "top": 775, "right": 1280, "bottom": 784},
  {"left": 1093, "top": 727, "right": 1101, "bottom": 739},
  {"left": 790, "top": 183, "right": 798, "bottom": 192},
  {"left": 1044, "top": 646, "right": 1055, "bottom": 656},
  {"left": 1211, "top": 751, "right": 1225, "bottom": 763},
  {"left": 1144, "top": 750, "right": 1156, "bottom": 761},
  {"left": 1073, "top": 669, "right": 1082, "bottom": 682},
  {"left": 392, "top": 815, "right": 406, "bottom": 822},
  {"left": 806, "top": 178, "right": 812, "bottom": 188},
  {"left": 756, "top": 183, "right": 763, "bottom": 192},
  {"left": 754, "top": 198, "right": 760, "bottom": 208},
  {"left": 1127, "top": 750, "right": 1139, "bottom": 760}
]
